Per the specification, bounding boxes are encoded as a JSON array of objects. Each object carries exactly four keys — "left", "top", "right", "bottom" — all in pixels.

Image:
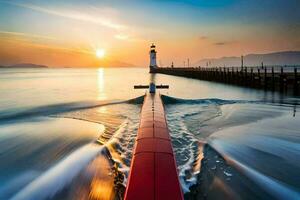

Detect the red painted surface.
[{"left": 124, "top": 93, "right": 183, "bottom": 200}]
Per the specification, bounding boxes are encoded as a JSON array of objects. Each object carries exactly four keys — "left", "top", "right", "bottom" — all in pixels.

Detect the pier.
[
  {"left": 151, "top": 66, "right": 300, "bottom": 95},
  {"left": 124, "top": 92, "right": 183, "bottom": 200},
  {"left": 124, "top": 44, "right": 183, "bottom": 200}
]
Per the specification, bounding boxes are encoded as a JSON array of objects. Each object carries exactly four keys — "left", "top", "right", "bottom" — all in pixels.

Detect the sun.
[{"left": 96, "top": 49, "right": 105, "bottom": 58}]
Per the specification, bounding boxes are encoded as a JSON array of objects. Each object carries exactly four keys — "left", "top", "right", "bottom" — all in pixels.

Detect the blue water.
[{"left": 0, "top": 68, "right": 299, "bottom": 200}]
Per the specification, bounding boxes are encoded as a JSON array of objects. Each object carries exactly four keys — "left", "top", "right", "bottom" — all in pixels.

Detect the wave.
[
  {"left": 127, "top": 95, "right": 145, "bottom": 104},
  {"left": 161, "top": 95, "right": 300, "bottom": 108},
  {"left": 9, "top": 119, "right": 134, "bottom": 200},
  {"left": 0, "top": 171, "right": 40, "bottom": 199},
  {"left": 161, "top": 95, "right": 247, "bottom": 105},
  {"left": 10, "top": 143, "right": 105, "bottom": 200},
  {"left": 187, "top": 142, "right": 300, "bottom": 200},
  {"left": 0, "top": 96, "right": 144, "bottom": 123}
]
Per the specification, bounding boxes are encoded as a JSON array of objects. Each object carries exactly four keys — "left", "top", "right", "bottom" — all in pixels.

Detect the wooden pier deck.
[
  {"left": 124, "top": 92, "right": 183, "bottom": 200},
  {"left": 151, "top": 67, "right": 300, "bottom": 95}
]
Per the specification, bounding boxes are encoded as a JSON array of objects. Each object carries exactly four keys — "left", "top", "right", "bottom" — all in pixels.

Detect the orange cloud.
[{"left": 0, "top": 31, "right": 134, "bottom": 67}]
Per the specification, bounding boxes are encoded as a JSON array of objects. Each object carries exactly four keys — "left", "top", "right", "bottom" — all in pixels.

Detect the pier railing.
[{"left": 151, "top": 66, "right": 300, "bottom": 94}]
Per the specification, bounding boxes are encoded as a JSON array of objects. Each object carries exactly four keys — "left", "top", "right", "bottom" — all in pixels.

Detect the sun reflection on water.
[
  {"left": 88, "top": 155, "right": 115, "bottom": 200},
  {"left": 97, "top": 106, "right": 107, "bottom": 113}
]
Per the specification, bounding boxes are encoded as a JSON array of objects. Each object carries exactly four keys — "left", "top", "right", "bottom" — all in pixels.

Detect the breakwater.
[{"left": 151, "top": 67, "right": 300, "bottom": 95}]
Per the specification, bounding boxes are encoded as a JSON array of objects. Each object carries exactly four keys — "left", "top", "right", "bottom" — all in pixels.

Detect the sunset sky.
[{"left": 0, "top": 0, "right": 299, "bottom": 67}]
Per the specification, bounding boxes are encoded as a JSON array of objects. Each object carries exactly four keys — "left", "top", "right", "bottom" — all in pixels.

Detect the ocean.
[{"left": 0, "top": 68, "right": 299, "bottom": 200}]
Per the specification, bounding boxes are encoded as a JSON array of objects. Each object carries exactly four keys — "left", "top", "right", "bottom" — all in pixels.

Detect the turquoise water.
[{"left": 0, "top": 68, "right": 299, "bottom": 199}]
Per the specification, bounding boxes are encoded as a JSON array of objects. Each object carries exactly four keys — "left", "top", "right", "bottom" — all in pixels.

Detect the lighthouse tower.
[{"left": 149, "top": 43, "right": 157, "bottom": 73}]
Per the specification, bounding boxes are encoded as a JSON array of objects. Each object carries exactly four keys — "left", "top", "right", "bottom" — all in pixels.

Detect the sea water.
[{"left": 0, "top": 68, "right": 299, "bottom": 200}]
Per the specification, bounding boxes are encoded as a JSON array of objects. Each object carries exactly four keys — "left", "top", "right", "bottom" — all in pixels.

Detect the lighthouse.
[{"left": 149, "top": 43, "right": 157, "bottom": 73}]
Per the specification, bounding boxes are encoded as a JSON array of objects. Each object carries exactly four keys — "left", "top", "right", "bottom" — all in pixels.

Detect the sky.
[{"left": 0, "top": 0, "right": 299, "bottom": 67}]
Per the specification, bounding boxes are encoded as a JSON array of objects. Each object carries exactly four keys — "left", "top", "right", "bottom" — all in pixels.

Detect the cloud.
[
  {"left": 0, "top": 31, "right": 56, "bottom": 41},
  {"left": 214, "top": 42, "right": 226, "bottom": 45},
  {"left": 3, "top": 1, "right": 125, "bottom": 30},
  {"left": 114, "top": 34, "right": 129, "bottom": 40},
  {"left": 214, "top": 41, "right": 236, "bottom": 46},
  {"left": 199, "top": 36, "right": 208, "bottom": 40},
  {"left": 0, "top": 30, "right": 93, "bottom": 56}
]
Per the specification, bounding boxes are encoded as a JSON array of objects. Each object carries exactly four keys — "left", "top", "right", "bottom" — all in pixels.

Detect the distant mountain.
[
  {"left": 195, "top": 51, "right": 300, "bottom": 67},
  {"left": 0, "top": 61, "right": 138, "bottom": 68},
  {"left": 0, "top": 63, "right": 48, "bottom": 68}
]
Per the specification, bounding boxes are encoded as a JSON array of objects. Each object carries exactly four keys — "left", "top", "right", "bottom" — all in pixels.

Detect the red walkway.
[{"left": 124, "top": 93, "right": 183, "bottom": 200}]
